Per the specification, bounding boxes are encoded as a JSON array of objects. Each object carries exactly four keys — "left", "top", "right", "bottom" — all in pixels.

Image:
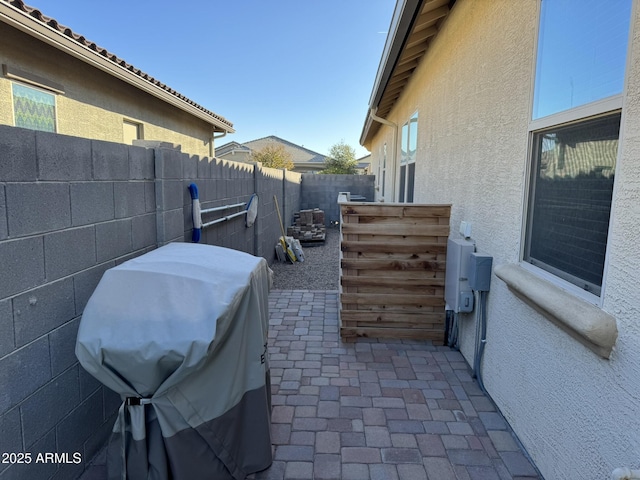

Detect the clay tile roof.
[{"left": 1, "top": 0, "right": 234, "bottom": 131}]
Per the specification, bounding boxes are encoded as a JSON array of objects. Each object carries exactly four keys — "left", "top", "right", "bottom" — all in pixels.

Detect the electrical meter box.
[
  {"left": 468, "top": 252, "right": 493, "bottom": 291},
  {"left": 445, "top": 237, "right": 475, "bottom": 313}
]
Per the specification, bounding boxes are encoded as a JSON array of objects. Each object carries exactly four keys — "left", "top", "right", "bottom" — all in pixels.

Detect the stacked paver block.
[{"left": 287, "top": 209, "right": 326, "bottom": 243}]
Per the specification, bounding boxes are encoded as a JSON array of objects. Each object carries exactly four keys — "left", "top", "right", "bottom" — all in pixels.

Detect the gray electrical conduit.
[
  {"left": 470, "top": 289, "right": 546, "bottom": 479},
  {"left": 473, "top": 290, "right": 488, "bottom": 394}
]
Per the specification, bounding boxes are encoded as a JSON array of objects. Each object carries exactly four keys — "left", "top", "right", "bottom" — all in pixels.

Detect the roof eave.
[
  {"left": 360, "top": 0, "right": 453, "bottom": 147},
  {"left": 0, "top": 3, "right": 235, "bottom": 133},
  {"left": 368, "top": 0, "right": 422, "bottom": 110},
  {"left": 360, "top": 0, "right": 421, "bottom": 146}
]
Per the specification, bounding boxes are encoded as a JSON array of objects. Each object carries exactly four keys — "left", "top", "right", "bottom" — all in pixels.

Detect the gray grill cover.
[{"left": 76, "top": 243, "right": 273, "bottom": 479}]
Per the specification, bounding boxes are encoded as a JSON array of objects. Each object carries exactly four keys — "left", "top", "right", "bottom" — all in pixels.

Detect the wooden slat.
[
  {"left": 341, "top": 276, "right": 444, "bottom": 288},
  {"left": 341, "top": 241, "right": 447, "bottom": 254},
  {"left": 393, "top": 58, "right": 419, "bottom": 75},
  {"left": 341, "top": 204, "right": 451, "bottom": 218},
  {"left": 341, "top": 223, "right": 450, "bottom": 237},
  {"left": 352, "top": 286, "right": 444, "bottom": 297},
  {"left": 340, "top": 310, "right": 444, "bottom": 325},
  {"left": 417, "top": 4, "right": 450, "bottom": 25},
  {"left": 340, "top": 327, "right": 445, "bottom": 343},
  {"left": 356, "top": 216, "right": 441, "bottom": 225},
  {"left": 355, "top": 320, "right": 442, "bottom": 329},
  {"left": 344, "top": 234, "right": 445, "bottom": 244},
  {"left": 355, "top": 252, "right": 439, "bottom": 262},
  {"left": 386, "top": 70, "right": 413, "bottom": 89},
  {"left": 342, "top": 209, "right": 358, "bottom": 310},
  {"left": 348, "top": 270, "right": 443, "bottom": 280},
  {"left": 340, "top": 293, "right": 445, "bottom": 307},
  {"left": 341, "top": 258, "right": 446, "bottom": 271},
  {"left": 353, "top": 305, "right": 441, "bottom": 313},
  {"left": 406, "top": 25, "right": 438, "bottom": 49}
]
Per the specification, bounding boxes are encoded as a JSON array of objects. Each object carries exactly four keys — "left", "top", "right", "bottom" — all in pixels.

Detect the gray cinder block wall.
[
  {"left": 300, "top": 174, "right": 375, "bottom": 225},
  {"left": 0, "top": 125, "right": 371, "bottom": 480},
  {"left": 181, "top": 156, "right": 296, "bottom": 263},
  {"left": 0, "top": 127, "right": 156, "bottom": 480},
  {"left": 283, "top": 169, "right": 302, "bottom": 235},
  {"left": 255, "top": 166, "right": 297, "bottom": 262},
  {"left": 0, "top": 126, "right": 303, "bottom": 480}
]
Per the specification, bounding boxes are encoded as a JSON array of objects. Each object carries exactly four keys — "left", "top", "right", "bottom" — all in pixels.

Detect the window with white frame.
[
  {"left": 399, "top": 112, "right": 417, "bottom": 203},
  {"left": 12, "top": 82, "right": 56, "bottom": 132},
  {"left": 524, "top": 0, "right": 632, "bottom": 297}
]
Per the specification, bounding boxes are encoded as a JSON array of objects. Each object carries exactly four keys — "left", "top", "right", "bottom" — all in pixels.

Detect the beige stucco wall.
[
  {"left": 367, "top": 1, "right": 640, "bottom": 478},
  {"left": 0, "top": 22, "right": 219, "bottom": 157}
]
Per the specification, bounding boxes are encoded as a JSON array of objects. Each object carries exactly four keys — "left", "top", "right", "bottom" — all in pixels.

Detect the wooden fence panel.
[{"left": 339, "top": 201, "right": 451, "bottom": 342}]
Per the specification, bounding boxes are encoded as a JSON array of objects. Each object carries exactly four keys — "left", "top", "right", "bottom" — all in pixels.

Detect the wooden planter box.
[{"left": 339, "top": 201, "right": 451, "bottom": 342}]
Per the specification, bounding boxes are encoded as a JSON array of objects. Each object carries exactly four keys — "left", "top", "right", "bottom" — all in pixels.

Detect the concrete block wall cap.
[{"left": 494, "top": 263, "right": 617, "bottom": 359}]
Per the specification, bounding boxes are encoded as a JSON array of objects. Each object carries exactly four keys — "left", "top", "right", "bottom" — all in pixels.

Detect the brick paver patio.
[
  {"left": 250, "top": 290, "right": 541, "bottom": 480},
  {"left": 80, "top": 289, "right": 541, "bottom": 480}
]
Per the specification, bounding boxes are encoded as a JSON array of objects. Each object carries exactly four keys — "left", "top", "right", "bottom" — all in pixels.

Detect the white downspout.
[
  {"left": 612, "top": 467, "right": 640, "bottom": 480},
  {"left": 369, "top": 108, "right": 398, "bottom": 201},
  {"left": 211, "top": 130, "right": 227, "bottom": 157}
]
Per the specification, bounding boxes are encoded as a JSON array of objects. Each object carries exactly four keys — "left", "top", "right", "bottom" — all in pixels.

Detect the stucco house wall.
[
  {"left": 0, "top": 20, "right": 225, "bottom": 158},
  {"left": 365, "top": 1, "right": 640, "bottom": 479}
]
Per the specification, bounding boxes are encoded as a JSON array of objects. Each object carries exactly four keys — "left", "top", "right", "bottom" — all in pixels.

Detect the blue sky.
[{"left": 29, "top": 0, "right": 395, "bottom": 158}]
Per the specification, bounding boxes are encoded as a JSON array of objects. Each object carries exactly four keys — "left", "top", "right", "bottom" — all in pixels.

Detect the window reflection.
[
  {"left": 533, "top": 0, "right": 631, "bottom": 119},
  {"left": 526, "top": 114, "right": 620, "bottom": 294}
]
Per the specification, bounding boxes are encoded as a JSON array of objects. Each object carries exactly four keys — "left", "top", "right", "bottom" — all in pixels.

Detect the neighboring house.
[
  {"left": 356, "top": 154, "right": 371, "bottom": 175},
  {"left": 362, "top": 1, "right": 639, "bottom": 479},
  {"left": 214, "top": 141, "right": 253, "bottom": 163},
  {"left": 217, "top": 135, "right": 326, "bottom": 173},
  {"left": 0, "top": 0, "right": 234, "bottom": 157}
]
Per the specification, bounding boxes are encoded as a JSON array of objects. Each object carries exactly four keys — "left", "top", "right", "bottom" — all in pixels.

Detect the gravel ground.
[{"left": 270, "top": 227, "right": 340, "bottom": 290}]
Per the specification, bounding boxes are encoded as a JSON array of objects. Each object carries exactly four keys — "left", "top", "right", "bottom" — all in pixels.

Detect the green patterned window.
[{"left": 12, "top": 83, "right": 56, "bottom": 132}]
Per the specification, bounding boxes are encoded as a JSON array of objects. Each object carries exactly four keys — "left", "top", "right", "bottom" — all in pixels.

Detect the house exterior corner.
[
  {"left": 363, "top": 1, "right": 640, "bottom": 478},
  {"left": 0, "top": 1, "right": 233, "bottom": 158}
]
